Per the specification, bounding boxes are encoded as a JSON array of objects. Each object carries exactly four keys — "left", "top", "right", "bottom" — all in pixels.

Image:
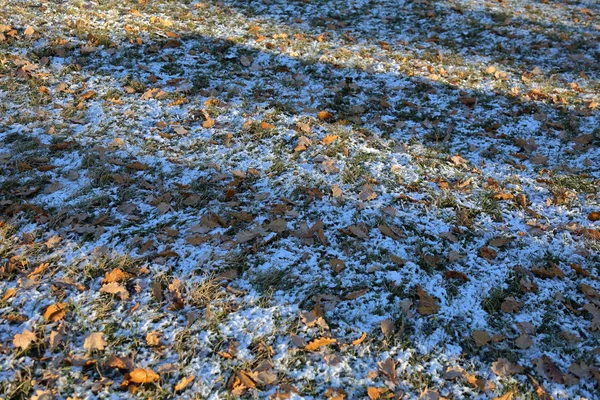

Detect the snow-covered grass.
[{"left": 0, "top": 0, "right": 599, "bottom": 398}]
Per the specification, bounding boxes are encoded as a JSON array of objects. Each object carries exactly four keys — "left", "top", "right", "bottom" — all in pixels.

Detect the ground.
[{"left": 0, "top": 0, "right": 600, "bottom": 399}]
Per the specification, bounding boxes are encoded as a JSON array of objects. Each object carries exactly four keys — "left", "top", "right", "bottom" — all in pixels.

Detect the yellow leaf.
[
  {"left": 24, "top": 26, "right": 35, "bottom": 36},
  {"left": 129, "top": 368, "right": 160, "bottom": 384},
  {"left": 305, "top": 337, "right": 337, "bottom": 351},
  {"left": 175, "top": 375, "right": 195, "bottom": 391}
]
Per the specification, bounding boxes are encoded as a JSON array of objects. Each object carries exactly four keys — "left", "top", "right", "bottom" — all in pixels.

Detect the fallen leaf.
[
  {"left": 380, "top": 319, "right": 396, "bottom": 337},
  {"left": 317, "top": 110, "right": 334, "bottom": 121},
  {"left": 500, "top": 297, "right": 521, "bottom": 313},
  {"left": 493, "top": 392, "right": 515, "bottom": 400},
  {"left": 100, "top": 282, "right": 129, "bottom": 300},
  {"left": 102, "top": 268, "right": 131, "bottom": 284},
  {"left": 515, "top": 333, "right": 534, "bottom": 349},
  {"left": 84, "top": 332, "right": 107, "bottom": 351},
  {"left": 294, "top": 136, "right": 311, "bottom": 152},
  {"left": 129, "top": 368, "right": 160, "bottom": 384},
  {"left": 473, "top": 330, "right": 490, "bottom": 347},
  {"left": 43, "top": 302, "right": 67, "bottom": 322},
  {"left": 378, "top": 358, "right": 398, "bottom": 386},
  {"left": 13, "top": 329, "right": 36, "bottom": 349},
  {"left": 2, "top": 287, "right": 17, "bottom": 301},
  {"left": 588, "top": 212, "right": 600, "bottom": 222},
  {"left": 175, "top": 375, "right": 195, "bottom": 391},
  {"left": 322, "top": 135, "right": 338, "bottom": 145},
  {"left": 305, "top": 337, "right": 337, "bottom": 351},
  {"left": 329, "top": 258, "right": 345, "bottom": 273},
  {"left": 491, "top": 358, "right": 524, "bottom": 376},
  {"left": 24, "top": 26, "right": 35, "bottom": 36},
  {"left": 352, "top": 332, "right": 367, "bottom": 346},
  {"left": 416, "top": 285, "right": 439, "bottom": 315}
]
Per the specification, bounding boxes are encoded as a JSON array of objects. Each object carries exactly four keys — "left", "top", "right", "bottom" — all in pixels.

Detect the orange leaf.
[
  {"left": 305, "top": 337, "right": 337, "bottom": 351},
  {"left": 2, "top": 287, "right": 17, "bottom": 301},
  {"left": 322, "top": 135, "right": 338, "bottom": 145},
  {"left": 352, "top": 332, "right": 367, "bottom": 346},
  {"left": 175, "top": 375, "right": 195, "bottom": 391},
  {"left": 317, "top": 110, "right": 334, "bottom": 121},
  {"left": 43, "top": 302, "right": 67, "bottom": 322},
  {"left": 129, "top": 368, "right": 160, "bottom": 384},
  {"left": 102, "top": 268, "right": 131, "bottom": 284}
]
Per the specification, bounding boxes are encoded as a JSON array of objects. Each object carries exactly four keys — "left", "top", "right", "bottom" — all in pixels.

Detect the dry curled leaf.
[
  {"left": 352, "top": 332, "right": 367, "bottom": 346},
  {"left": 305, "top": 337, "right": 337, "bottom": 351}
]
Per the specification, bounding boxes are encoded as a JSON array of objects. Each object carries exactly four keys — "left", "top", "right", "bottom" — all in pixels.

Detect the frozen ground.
[{"left": 0, "top": 0, "right": 599, "bottom": 398}]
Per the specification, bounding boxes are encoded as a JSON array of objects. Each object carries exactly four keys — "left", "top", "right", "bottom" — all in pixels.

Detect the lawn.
[{"left": 0, "top": 0, "right": 599, "bottom": 398}]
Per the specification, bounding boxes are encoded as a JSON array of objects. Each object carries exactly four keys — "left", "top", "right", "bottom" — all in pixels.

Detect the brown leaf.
[
  {"left": 378, "top": 358, "right": 398, "bottom": 386},
  {"left": 589, "top": 211, "right": 600, "bottom": 222},
  {"left": 106, "top": 354, "right": 134, "bottom": 371},
  {"left": 331, "top": 184, "right": 342, "bottom": 198},
  {"left": 83, "top": 332, "right": 107, "bottom": 351},
  {"left": 528, "top": 374, "right": 554, "bottom": 400},
  {"left": 294, "top": 136, "right": 311, "bottom": 152},
  {"left": 380, "top": 319, "right": 396, "bottom": 337},
  {"left": 329, "top": 259, "right": 345, "bottom": 273},
  {"left": 100, "top": 282, "right": 129, "bottom": 300},
  {"left": 48, "top": 322, "right": 66, "bottom": 351},
  {"left": 491, "top": 358, "right": 524, "bottom": 376},
  {"left": 500, "top": 297, "right": 521, "bottom": 313},
  {"left": 358, "top": 184, "right": 377, "bottom": 201},
  {"left": 416, "top": 285, "right": 439, "bottom": 315},
  {"left": 13, "top": 329, "right": 36, "bottom": 349},
  {"left": 515, "top": 333, "right": 534, "bottom": 349},
  {"left": 129, "top": 368, "right": 160, "bottom": 384},
  {"left": 305, "top": 337, "right": 337, "bottom": 351},
  {"left": 479, "top": 246, "right": 497, "bottom": 260},
  {"left": 43, "top": 302, "right": 67, "bottom": 322},
  {"left": 24, "top": 26, "right": 35, "bottom": 36},
  {"left": 126, "top": 161, "right": 150, "bottom": 171},
  {"left": 472, "top": 330, "right": 490, "bottom": 347}
]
